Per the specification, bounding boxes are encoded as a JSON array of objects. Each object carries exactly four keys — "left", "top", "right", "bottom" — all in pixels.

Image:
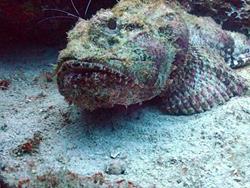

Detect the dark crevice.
[{"left": 0, "top": 0, "right": 118, "bottom": 46}]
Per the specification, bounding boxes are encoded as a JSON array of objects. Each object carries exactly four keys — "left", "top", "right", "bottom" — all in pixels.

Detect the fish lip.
[
  {"left": 56, "top": 59, "right": 136, "bottom": 106},
  {"left": 58, "top": 59, "right": 127, "bottom": 77},
  {"left": 57, "top": 59, "right": 134, "bottom": 89}
]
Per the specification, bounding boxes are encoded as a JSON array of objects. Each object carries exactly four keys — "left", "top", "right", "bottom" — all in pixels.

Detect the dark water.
[{"left": 0, "top": 0, "right": 118, "bottom": 45}]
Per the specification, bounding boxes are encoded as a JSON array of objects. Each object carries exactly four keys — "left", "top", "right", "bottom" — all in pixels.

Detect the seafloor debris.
[
  {"left": 43, "top": 71, "right": 54, "bottom": 82},
  {"left": 12, "top": 132, "right": 43, "bottom": 157},
  {"left": 0, "top": 124, "right": 8, "bottom": 132},
  {"left": 25, "top": 92, "right": 47, "bottom": 103},
  {"left": 0, "top": 79, "right": 10, "bottom": 90},
  {"left": 59, "top": 108, "right": 72, "bottom": 124},
  {"left": 6, "top": 170, "right": 142, "bottom": 188}
]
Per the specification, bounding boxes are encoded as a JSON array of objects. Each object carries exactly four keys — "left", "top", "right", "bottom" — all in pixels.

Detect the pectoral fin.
[{"left": 160, "top": 46, "right": 248, "bottom": 115}]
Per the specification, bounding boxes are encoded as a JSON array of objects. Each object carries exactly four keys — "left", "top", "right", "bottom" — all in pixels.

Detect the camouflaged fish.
[{"left": 56, "top": 0, "right": 250, "bottom": 115}]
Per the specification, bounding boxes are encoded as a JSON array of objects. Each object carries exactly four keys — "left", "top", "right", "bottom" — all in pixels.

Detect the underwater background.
[{"left": 0, "top": 0, "right": 250, "bottom": 187}]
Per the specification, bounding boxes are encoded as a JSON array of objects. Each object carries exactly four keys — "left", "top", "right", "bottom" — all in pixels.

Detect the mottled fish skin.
[
  {"left": 56, "top": 0, "right": 249, "bottom": 115},
  {"left": 177, "top": 0, "right": 250, "bottom": 37}
]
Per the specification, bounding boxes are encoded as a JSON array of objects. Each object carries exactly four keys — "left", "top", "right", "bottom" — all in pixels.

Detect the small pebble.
[
  {"left": 105, "top": 160, "right": 126, "bottom": 175},
  {"left": 110, "top": 150, "right": 120, "bottom": 159},
  {"left": 156, "top": 156, "right": 164, "bottom": 166},
  {"left": 0, "top": 124, "right": 8, "bottom": 132}
]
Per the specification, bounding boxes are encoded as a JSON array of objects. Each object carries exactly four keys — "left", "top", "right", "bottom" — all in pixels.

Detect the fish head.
[{"left": 56, "top": 0, "right": 188, "bottom": 110}]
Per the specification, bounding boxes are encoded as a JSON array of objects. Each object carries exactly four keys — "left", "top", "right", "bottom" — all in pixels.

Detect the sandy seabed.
[{"left": 0, "top": 45, "right": 250, "bottom": 188}]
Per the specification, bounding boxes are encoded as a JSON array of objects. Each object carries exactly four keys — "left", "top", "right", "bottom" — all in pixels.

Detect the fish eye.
[
  {"left": 125, "top": 23, "right": 143, "bottom": 31},
  {"left": 165, "top": 12, "right": 175, "bottom": 21},
  {"left": 107, "top": 18, "right": 117, "bottom": 30}
]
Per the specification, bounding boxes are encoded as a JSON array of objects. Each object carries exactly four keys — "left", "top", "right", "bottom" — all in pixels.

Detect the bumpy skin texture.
[
  {"left": 56, "top": 0, "right": 250, "bottom": 115},
  {"left": 177, "top": 0, "right": 250, "bottom": 37}
]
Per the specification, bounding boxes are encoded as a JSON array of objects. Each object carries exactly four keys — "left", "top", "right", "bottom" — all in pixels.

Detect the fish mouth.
[
  {"left": 56, "top": 59, "right": 136, "bottom": 108},
  {"left": 57, "top": 59, "right": 132, "bottom": 87},
  {"left": 56, "top": 59, "right": 161, "bottom": 110}
]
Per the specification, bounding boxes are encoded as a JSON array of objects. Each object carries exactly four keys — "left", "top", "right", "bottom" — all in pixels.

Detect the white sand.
[{"left": 0, "top": 45, "right": 250, "bottom": 188}]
